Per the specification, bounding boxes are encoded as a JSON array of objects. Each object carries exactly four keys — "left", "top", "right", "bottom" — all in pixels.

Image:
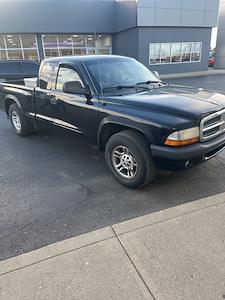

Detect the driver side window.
[{"left": 56, "top": 67, "right": 84, "bottom": 91}]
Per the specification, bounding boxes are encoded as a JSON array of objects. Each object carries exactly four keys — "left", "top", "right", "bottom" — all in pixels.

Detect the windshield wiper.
[
  {"left": 136, "top": 80, "right": 168, "bottom": 85},
  {"left": 103, "top": 85, "right": 151, "bottom": 92}
]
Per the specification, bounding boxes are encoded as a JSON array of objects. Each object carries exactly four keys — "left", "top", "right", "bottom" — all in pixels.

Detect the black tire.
[
  {"left": 105, "top": 130, "right": 156, "bottom": 188},
  {"left": 9, "top": 103, "right": 33, "bottom": 136}
]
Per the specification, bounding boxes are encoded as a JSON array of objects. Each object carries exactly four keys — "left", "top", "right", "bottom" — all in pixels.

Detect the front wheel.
[
  {"left": 9, "top": 103, "right": 33, "bottom": 136},
  {"left": 105, "top": 130, "right": 156, "bottom": 188}
]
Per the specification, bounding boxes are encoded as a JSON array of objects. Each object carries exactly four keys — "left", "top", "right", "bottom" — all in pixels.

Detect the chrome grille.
[{"left": 200, "top": 109, "right": 225, "bottom": 141}]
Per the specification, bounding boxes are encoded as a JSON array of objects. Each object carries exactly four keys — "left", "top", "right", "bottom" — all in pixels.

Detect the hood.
[{"left": 105, "top": 84, "right": 225, "bottom": 120}]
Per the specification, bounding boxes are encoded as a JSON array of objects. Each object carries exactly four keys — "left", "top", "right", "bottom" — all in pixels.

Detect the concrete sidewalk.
[
  {"left": 1, "top": 193, "right": 225, "bottom": 300},
  {"left": 160, "top": 68, "right": 225, "bottom": 79}
]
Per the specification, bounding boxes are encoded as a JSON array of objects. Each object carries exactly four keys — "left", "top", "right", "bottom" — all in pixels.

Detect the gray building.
[{"left": 0, "top": 0, "right": 220, "bottom": 74}]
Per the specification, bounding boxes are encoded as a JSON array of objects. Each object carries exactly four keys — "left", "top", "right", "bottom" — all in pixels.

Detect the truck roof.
[{"left": 42, "top": 55, "right": 134, "bottom": 64}]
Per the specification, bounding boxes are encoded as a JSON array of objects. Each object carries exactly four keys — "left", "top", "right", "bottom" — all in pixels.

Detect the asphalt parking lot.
[{"left": 1, "top": 74, "right": 225, "bottom": 261}]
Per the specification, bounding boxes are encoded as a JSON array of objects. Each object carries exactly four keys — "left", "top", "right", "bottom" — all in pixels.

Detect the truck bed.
[{"left": 0, "top": 82, "right": 36, "bottom": 117}]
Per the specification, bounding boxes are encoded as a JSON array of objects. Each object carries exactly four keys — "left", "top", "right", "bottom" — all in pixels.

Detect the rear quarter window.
[{"left": 39, "top": 62, "right": 57, "bottom": 90}]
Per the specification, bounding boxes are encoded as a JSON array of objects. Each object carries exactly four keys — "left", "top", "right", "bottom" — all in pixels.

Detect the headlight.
[{"left": 165, "top": 127, "right": 200, "bottom": 146}]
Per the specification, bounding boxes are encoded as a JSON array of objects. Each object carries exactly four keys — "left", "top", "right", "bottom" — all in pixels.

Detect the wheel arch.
[
  {"left": 5, "top": 95, "right": 22, "bottom": 116},
  {"left": 98, "top": 117, "right": 154, "bottom": 151}
]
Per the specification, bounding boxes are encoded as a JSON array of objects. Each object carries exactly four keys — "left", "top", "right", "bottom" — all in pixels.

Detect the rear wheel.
[
  {"left": 9, "top": 103, "right": 33, "bottom": 136},
  {"left": 105, "top": 130, "right": 156, "bottom": 188}
]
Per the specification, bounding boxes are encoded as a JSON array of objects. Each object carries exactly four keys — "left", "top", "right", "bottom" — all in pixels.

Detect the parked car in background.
[
  {"left": 209, "top": 50, "right": 215, "bottom": 67},
  {"left": 0, "top": 60, "right": 39, "bottom": 84}
]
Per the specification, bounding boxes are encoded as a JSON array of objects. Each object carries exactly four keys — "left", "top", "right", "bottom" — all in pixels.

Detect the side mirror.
[
  {"left": 153, "top": 71, "right": 160, "bottom": 78},
  {"left": 63, "top": 81, "right": 90, "bottom": 95}
]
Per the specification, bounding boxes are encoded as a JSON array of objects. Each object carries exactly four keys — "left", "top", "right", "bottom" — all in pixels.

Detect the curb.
[{"left": 0, "top": 227, "right": 115, "bottom": 276}]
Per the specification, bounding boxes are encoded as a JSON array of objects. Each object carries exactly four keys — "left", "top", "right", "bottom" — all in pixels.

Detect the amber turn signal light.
[{"left": 165, "top": 137, "right": 200, "bottom": 147}]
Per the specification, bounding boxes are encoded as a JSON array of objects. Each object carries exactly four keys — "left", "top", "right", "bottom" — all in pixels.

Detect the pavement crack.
[
  {"left": 0, "top": 181, "right": 93, "bottom": 242},
  {"left": 215, "top": 156, "right": 225, "bottom": 168},
  {"left": 111, "top": 226, "right": 157, "bottom": 300}
]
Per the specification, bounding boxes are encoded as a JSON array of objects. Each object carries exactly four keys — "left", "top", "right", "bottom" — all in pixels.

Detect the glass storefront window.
[
  {"left": 45, "top": 49, "right": 60, "bottom": 58},
  {"left": 160, "top": 43, "right": 171, "bottom": 64},
  {"left": 191, "top": 53, "right": 201, "bottom": 62},
  {"left": 23, "top": 49, "right": 38, "bottom": 60},
  {"left": 149, "top": 44, "right": 160, "bottom": 64},
  {"left": 58, "top": 35, "right": 73, "bottom": 49},
  {"left": 73, "top": 48, "right": 86, "bottom": 55},
  {"left": 72, "top": 35, "right": 85, "bottom": 48},
  {"left": 5, "top": 34, "right": 21, "bottom": 49},
  {"left": 191, "top": 43, "right": 202, "bottom": 62},
  {"left": 149, "top": 42, "right": 202, "bottom": 65},
  {"left": 87, "top": 48, "right": 96, "bottom": 55},
  {"left": 0, "top": 34, "right": 39, "bottom": 61},
  {"left": 181, "top": 43, "right": 191, "bottom": 62},
  {"left": 0, "top": 50, "right": 7, "bottom": 60},
  {"left": 192, "top": 42, "right": 202, "bottom": 53},
  {"left": 57, "top": 35, "right": 73, "bottom": 56},
  {"left": 21, "top": 34, "right": 37, "bottom": 49},
  {"left": 86, "top": 35, "right": 96, "bottom": 48},
  {"left": 1, "top": 33, "right": 112, "bottom": 61},
  {"left": 42, "top": 34, "right": 112, "bottom": 59},
  {"left": 59, "top": 49, "right": 73, "bottom": 56},
  {"left": 42, "top": 35, "right": 59, "bottom": 58},
  {"left": 22, "top": 34, "right": 38, "bottom": 60},
  {"left": 171, "top": 43, "right": 181, "bottom": 63},
  {"left": 42, "top": 35, "right": 58, "bottom": 49},
  {"left": 8, "top": 49, "right": 23, "bottom": 60},
  {"left": 98, "top": 49, "right": 111, "bottom": 55},
  {"left": 98, "top": 35, "right": 112, "bottom": 48},
  {"left": 0, "top": 35, "right": 5, "bottom": 49}
]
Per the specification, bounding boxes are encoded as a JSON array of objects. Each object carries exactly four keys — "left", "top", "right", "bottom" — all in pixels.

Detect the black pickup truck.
[{"left": 1, "top": 55, "right": 225, "bottom": 188}]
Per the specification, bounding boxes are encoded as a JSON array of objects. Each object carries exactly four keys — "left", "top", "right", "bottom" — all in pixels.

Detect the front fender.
[{"left": 98, "top": 116, "right": 155, "bottom": 146}]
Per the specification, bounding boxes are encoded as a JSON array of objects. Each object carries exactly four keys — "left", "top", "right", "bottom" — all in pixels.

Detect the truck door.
[
  {"left": 49, "top": 63, "right": 99, "bottom": 136},
  {"left": 34, "top": 61, "right": 58, "bottom": 128}
]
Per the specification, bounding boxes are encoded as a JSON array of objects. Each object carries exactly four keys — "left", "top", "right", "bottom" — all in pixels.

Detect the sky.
[{"left": 211, "top": 27, "right": 218, "bottom": 49}]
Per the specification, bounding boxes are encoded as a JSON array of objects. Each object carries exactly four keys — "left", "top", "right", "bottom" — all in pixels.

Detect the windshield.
[{"left": 85, "top": 58, "right": 160, "bottom": 94}]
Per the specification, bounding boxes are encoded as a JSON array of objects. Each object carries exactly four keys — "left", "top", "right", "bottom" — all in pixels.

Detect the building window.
[
  {"left": 171, "top": 43, "right": 181, "bottom": 63},
  {"left": 42, "top": 35, "right": 59, "bottom": 58},
  {"left": 0, "top": 34, "right": 39, "bottom": 61},
  {"left": 42, "top": 34, "right": 112, "bottom": 58},
  {"left": 191, "top": 43, "right": 202, "bottom": 62},
  {"left": 149, "top": 42, "right": 202, "bottom": 65},
  {"left": 160, "top": 43, "right": 171, "bottom": 64},
  {"left": 181, "top": 43, "right": 191, "bottom": 62},
  {"left": 21, "top": 34, "right": 39, "bottom": 60}
]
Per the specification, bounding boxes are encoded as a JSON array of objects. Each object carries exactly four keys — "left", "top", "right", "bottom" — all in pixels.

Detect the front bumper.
[{"left": 151, "top": 133, "right": 225, "bottom": 170}]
